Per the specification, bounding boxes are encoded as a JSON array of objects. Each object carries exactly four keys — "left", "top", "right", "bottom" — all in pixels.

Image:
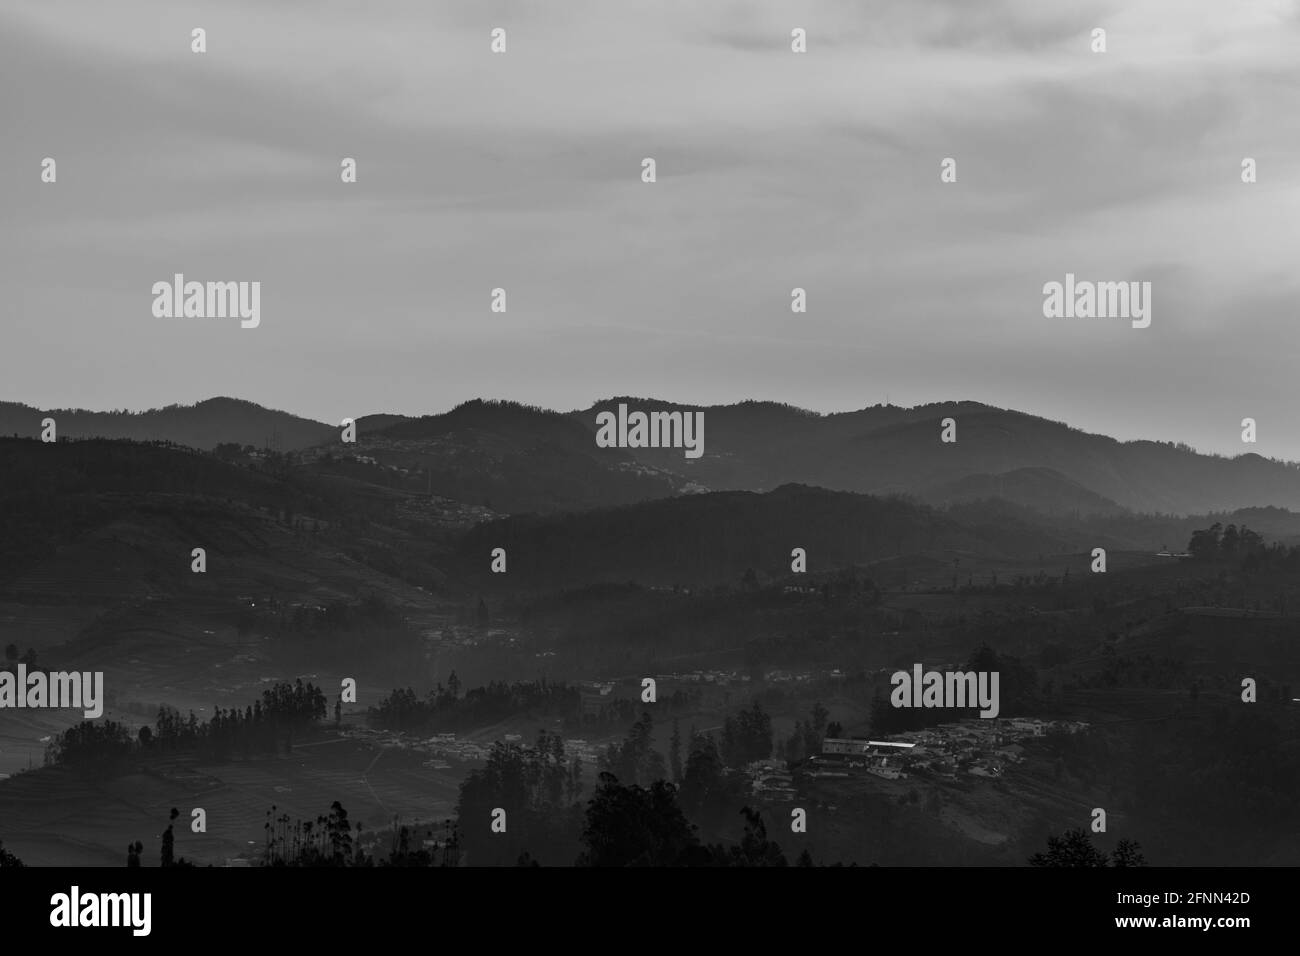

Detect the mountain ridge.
[{"left": 4, "top": 395, "right": 1298, "bottom": 516}]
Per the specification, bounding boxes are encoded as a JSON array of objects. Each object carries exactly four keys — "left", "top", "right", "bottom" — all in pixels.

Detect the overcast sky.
[{"left": 2, "top": 0, "right": 1299, "bottom": 458}]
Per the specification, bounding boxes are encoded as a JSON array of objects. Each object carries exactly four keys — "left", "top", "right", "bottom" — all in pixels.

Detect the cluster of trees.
[
  {"left": 599, "top": 712, "right": 666, "bottom": 787},
  {"left": 1182, "top": 519, "right": 1300, "bottom": 572},
  {"left": 368, "top": 675, "right": 575, "bottom": 733},
  {"left": 719, "top": 701, "right": 773, "bottom": 767},
  {"left": 1188, "top": 522, "right": 1265, "bottom": 561},
  {"left": 676, "top": 728, "right": 749, "bottom": 834},
  {"left": 455, "top": 733, "right": 585, "bottom": 866},
  {"left": 577, "top": 776, "right": 797, "bottom": 867},
  {"left": 450, "top": 710, "right": 776, "bottom": 864},
  {"left": 782, "top": 701, "right": 839, "bottom": 764},
  {"left": 45, "top": 680, "right": 330, "bottom": 772},
  {"left": 0, "top": 841, "right": 24, "bottom": 867},
  {"left": 147, "top": 678, "right": 328, "bottom": 760},
  {"left": 264, "top": 801, "right": 356, "bottom": 867},
  {"left": 1028, "top": 828, "right": 1147, "bottom": 867},
  {"left": 44, "top": 720, "right": 136, "bottom": 772},
  {"left": 255, "top": 801, "right": 465, "bottom": 867}
]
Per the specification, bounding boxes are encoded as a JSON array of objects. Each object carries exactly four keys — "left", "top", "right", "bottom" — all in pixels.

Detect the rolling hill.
[
  {"left": 0, "top": 397, "right": 334, "bottom": 451},
  {"left": 569, "top": 398, "right": 1300, "bottom": 516}
]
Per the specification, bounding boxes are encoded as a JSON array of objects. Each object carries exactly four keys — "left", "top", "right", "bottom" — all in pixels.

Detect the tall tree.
[
  {"left": 577, "top": 773, "right": 699, "bottom": 867},
  {"left": 160, "top": 807, "right": 178, "bottom": 867}
]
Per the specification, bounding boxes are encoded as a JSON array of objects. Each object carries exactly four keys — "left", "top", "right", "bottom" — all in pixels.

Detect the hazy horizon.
[{"left": 4, "top": 390, "right": 1298, "bottom": 466}]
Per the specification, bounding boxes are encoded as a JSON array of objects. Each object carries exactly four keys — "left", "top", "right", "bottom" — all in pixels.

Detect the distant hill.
[
  {"left": 0, "top": 436, "right": 470, "bottom": 597},
  {"left": 0, "top": 397, "right": 333, "bottom": 451},
  {"left": 9, "top": 394, "right": 1300, "bottom": 516},
  {"left": 456, "top": 483, "right": 1080, "bottom": 589},
  {"left": 345, "top": 399, "right": 684, "bottom": 514},
  {"left": 570, "top": 399, "right": 1300, "bottom": 516},
  {"left": 0, "top": 437, "right": 318, "bottom": 580},
  {"left": 924, "top": 467, "right": 1128, "bottom": 517}
]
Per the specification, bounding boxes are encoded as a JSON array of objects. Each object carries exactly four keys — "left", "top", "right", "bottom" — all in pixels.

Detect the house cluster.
[
  {"left": 806, "top": 717, "right": 1089, "bottom": 782},
  {"left": 417, "top": 732, "right": 492, "bottom": 764},
  {"left": 764, "top": 667, "right": 848, "bottom": 684},
  {"left": 560, "top": 738, "right": 603, "bottom": 765},
  {"left": 745, "top": 758, "right": 798, "bottom": 800},
  {"left": 651, "top": 669, "right": 747, "bottom": 686},
  {"left": 425, "top": 624, "right": 514, "bottom": 649},
  {"left": 339, "top": 725, "right": 492, "bottom": 763},
  {"left": 498, "top": 732, "right": 604, "bottom": 767},
  {"left": 298, "top": 442, "right": 405, "bottom": 473}
]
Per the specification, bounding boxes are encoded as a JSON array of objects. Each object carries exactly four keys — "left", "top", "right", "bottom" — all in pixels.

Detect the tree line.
[{"left": 44, "top": 679, "right": 329, "bottom": 772}]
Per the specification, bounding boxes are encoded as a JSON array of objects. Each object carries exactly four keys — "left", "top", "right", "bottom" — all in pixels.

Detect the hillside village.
[{"left": 749, "top": 717, "right": 1090, "bottom": 798}]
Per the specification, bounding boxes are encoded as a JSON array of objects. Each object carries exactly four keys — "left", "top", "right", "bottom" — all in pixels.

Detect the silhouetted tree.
[
  {"left": 161, "top": 807, "right": 179, "bottom": 867},
  {"left": 1028, "top": 828, "right": 1112, "bottom": 867},
  {"left": 577, "top": 773, "right": 699, "bottom": 867},
  {"left": 1112, "top": 839, "right": 1148, "bottom": 867},
  {"left": 715, "top": 807, "right": 787, "bottom": 867}
]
